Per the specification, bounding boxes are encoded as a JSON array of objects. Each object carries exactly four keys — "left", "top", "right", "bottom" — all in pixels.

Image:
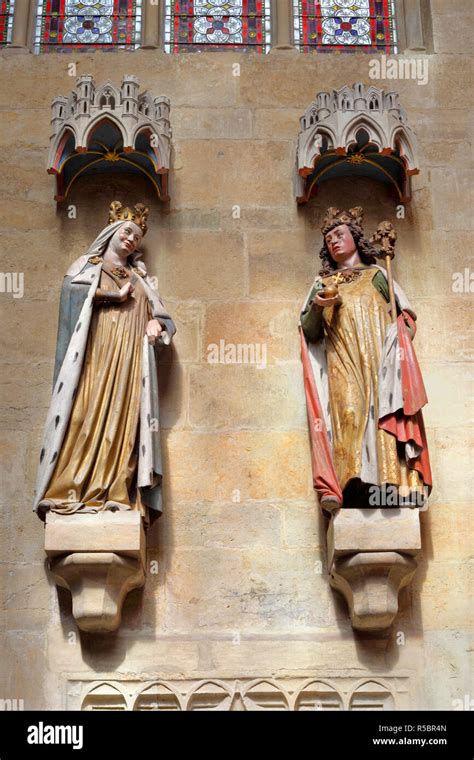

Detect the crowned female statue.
[
  {"left": 33, "top": 201, "right": 176, "bottom": 524},
  {"left": 300, "top": 207, "right": 432, "bottom": 512}
]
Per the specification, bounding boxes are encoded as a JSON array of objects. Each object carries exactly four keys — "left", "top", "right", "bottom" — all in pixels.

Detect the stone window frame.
[{"left": 8, "top": 0, "right": 432, "bottom": 54}]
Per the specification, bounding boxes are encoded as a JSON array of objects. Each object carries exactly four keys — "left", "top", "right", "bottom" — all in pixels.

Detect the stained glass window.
[
  {"left": 293, "top": 1, "right": 397, "bottom": 53},
  {"left": 34, "top": 0, "right": 142, "bottom": 53},
  {"left": 0, "top": 0, "right": 15, "bottom": 45},
  {"left": 164, "top": 1, "right": 271, "bottom": 54}
]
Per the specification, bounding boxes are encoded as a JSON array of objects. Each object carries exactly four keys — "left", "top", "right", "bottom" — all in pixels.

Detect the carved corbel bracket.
[
  {"left": 327, "top": 508, "right": 421, "bottom": 631},
  {"left": 45, "top": 511, "right": 146, "bottom": 633}
]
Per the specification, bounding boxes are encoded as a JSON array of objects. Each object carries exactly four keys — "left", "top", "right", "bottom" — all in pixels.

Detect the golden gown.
[
  {"left": 42, "top": 263, "right": 151, "bottom": 517},
  {"left": 320, "top": 267, "right": 422, "bottom": 495}
]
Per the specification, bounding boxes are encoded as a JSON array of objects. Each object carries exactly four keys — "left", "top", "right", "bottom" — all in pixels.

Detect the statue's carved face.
[
  {"left": 111, "top": 221, "right": 143, "bottom": 256},
  {"left": 325, "top": 223, "right": 357, "bottom": 264}
]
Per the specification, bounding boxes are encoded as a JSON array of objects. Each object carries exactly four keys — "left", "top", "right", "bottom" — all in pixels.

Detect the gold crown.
[
  {"left": 321, "top": 206, "right": 364, "bottom": 236},
  {"left": 108, "top": 201, "right": 149, "bottom": 235}
]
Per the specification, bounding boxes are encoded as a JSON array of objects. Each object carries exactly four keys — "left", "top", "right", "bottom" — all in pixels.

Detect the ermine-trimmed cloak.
[
  {"left": 33, "top": 221, "right": 176, "bottom": 519},
  {"left": 299, "top": 265, "right": 432, "bottom": 507}
]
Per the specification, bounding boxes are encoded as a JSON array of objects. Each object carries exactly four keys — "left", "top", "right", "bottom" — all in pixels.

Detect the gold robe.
[
  {"left": 41, "top": 263, "right": 151, "bottom": 516},
  {"left": 321, "top": 267, "right": 421, "bottom": 495}
]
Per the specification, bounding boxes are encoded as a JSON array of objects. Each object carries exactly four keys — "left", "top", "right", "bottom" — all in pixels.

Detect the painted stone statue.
[
  {"left": 300, "top": 207, "right": 432, "bottom": 512},
  {"left": 33, "top": 201, "right": 176, "bottom": 524}
]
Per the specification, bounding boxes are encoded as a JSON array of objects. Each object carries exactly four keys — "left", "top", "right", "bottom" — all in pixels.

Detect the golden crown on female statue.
[
  {"left": 321, "top": 206, "right": 364, "bottom": 235},
  {"left": 108, "top": 201, "right": 149, "bottom": 235}
]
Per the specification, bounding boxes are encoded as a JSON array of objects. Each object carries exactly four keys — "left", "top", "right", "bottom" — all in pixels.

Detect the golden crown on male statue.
[{"left": 320, "top": 206, "right": 364, "bottom": 236}]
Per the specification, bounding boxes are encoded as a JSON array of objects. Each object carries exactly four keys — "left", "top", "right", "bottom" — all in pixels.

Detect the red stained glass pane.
[
  {"left": 34, "top": 0, "right": 142, "bottom": 52},
  {"left": 164, "top": 1, "right": 271, "bottom": 54},
  {"left": 0, "top": 0, "right": 15, "bottom": 45},
  {"left": 293, "top": 0, "right": 397, "bottom": 54}
]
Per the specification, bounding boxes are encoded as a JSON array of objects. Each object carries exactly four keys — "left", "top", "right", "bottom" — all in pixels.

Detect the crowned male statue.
[
  {"left": 299, "top": 207, "right": 432, "bottom": 512},
  {"left": 33, "top": 201, "right": 176, "bottom": 525}
]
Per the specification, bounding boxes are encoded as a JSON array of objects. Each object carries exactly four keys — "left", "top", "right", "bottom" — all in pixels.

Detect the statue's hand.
[
  {"left": 146, "top": 319, "right": 163, "bottom": 346},
  {"left": 119, "top": 282, "right": 135, "bottom": 300},
  {"left": 313, "top": 293, "right": 342, "bottom": 309}
]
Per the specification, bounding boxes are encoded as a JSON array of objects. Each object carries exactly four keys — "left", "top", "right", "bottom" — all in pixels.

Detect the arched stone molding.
[
  {"left": 132, "top": 682, "right": 184, "bottom": 711},
  {"left": 93, "top": 82, "right": 122, "bottom": 111},
  {"left": 295, "top": 83, "right": 420, "bottom": 204},
  {"left": 186, "top": 680, "right": 235, "bottom": 711},
  {"left": 81, "top": 682, "right": 130, "bottom": 711},
  {"left": 341, "top": 116, "right": 390, "bottom": 152},
  {"left": 349, "top": 679, "right": 397, "bottom": 711},
  {"left": 74, "top": 675, "right": 402, "bottom": 711},
  {"left": 47, "top": 75, "right": 172, "bottom": 202},
  {"left": 293, "top": 679, "right": 344, "bottom": 711},
  {"left": 241, "top": 678, "right": 290, "bottom": 710}
]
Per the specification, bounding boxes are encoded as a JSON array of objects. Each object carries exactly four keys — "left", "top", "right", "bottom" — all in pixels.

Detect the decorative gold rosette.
[
  {"left": 110, "top": 265, "right": 129, "bottom": 279},
  {"left": 329, "top": 269, "right": 363, "bottom": 286}
]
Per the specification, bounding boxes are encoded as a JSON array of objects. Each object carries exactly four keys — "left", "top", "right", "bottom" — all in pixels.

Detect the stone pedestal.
[
  {"left": 327, "top": 509, "right": 421, "bottom": 631},
  {"left": 45, "top": 511, "right": 146, "bottom": 633}
]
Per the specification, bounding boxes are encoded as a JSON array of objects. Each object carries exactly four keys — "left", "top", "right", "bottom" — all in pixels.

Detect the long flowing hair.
[{"left": 319, "top": 220, "right": 379, "bottom": 277}]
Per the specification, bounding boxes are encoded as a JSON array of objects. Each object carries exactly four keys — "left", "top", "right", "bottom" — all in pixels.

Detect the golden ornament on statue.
[
  {"left": 108, "top": 200, "right": 149, "bottom": 235},
  {"left": 320, "top": 283, "right": 339, "bottom": 299}
]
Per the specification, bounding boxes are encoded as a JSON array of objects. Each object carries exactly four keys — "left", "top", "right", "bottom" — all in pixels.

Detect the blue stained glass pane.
[
  {"left": 164, "top": 0, "right": 272, "bottom": 54},
  {"left": 34, "top": 0, "right": 143, "bottom": 53},
  {"left": 293, "top": 0, "right": 398, "bottom": 54}
]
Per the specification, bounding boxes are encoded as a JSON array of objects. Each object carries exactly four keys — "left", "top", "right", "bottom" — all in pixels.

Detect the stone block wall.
[{"left": 0, "top": 0, "right": 472, "bottom": 710}]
